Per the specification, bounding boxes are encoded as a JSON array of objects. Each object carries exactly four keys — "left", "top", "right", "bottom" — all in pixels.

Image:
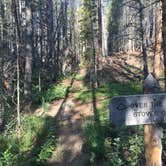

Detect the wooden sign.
[
  {"left": 109, "top": 74, "right": 163, "bottom": 166},
  {"left": 110, "top": 93, "right": 166, "bottom": 126}
]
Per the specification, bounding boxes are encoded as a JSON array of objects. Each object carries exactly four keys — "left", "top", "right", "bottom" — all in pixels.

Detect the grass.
[
  {"left": 81, "top": 82, "right": 145, "bottom": 165},
  {"left": 0, "top": 74, "right": 150, "bottom": 165},
  {"left": 0, "top": 74, "right": 79, "bottom": 165},
  {"left": 32, "top": 72, "right": 85, "bottom": 104},
  {"left": 32, "top": 84, "right": 68, "bottom": 104},
  {"left": 69, "top": 86, "right": 82, "bottom": 93},
  {"left": 81, "top": 81, "right": 166, "bottom": 165},
  {"left": 0, "top": 114, "right": 57, "bottom": 166},
  {"left": 75, "top": 74, "right": 85, "bottom": 81},
  {"left": 43, "top": 84, "right": 67, "bottom": 102},
  {"left": 0, "top": 80, "right": 66, "bottom": 165},
  {"left": 75, "top": 82, "right": 142, "bottom": 103},
  {"left": 32, "top": 72, "right": 85, "bottom": 103}
]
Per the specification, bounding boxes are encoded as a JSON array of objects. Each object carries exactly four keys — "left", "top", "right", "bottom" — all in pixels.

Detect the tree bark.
[
  {"left": 161, "top": 0, "right": 166, "bottom": 91},
  {"left": 97, "top": 0, "right": 102, "bottom": 55},
  {"left": 12, "top": 0, "right": 21, "bottom": 136},
  {"left": 24, "top": 1, "right": 32, "bottom": 104},
  {"left": 154, "top": 1, "right": 162, "bottom": 79}
]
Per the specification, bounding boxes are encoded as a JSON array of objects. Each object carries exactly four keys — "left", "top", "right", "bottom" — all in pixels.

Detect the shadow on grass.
[
  {"left": 19, "top": 116, "right": 58, "bottom": 166},
  {"left": 75, "top": 82, "right": 142, "bottom": 104},
  {"left": 80, "top": 68, "right": 145, "bottom": 165},
  {"left": 0, "top": 115, "right": 58, "bottom": 166},
  {"left": 0, "top": 73, "right": 79, "bottom": 166}
]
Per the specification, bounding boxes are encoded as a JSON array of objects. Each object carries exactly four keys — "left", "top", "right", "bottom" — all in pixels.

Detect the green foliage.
[
  {"left": 43, "top": 84, "right": 67, "bottom": 102},
  {"left": 0, "top": 114, "right": 57, "bottom": 166},
  {"left": 37, "top": 139, "right": 54, "bottom": 163},
  {"left": 32, "top": 84, "right": 68, "bottom": 104},
  {"left": 75, "top": 82, "right": 142, "bottom": 103},
  {"left": 68, "top": 86, "right": 81, "bottom": 93},
  {"left": 78, "top": 0, "right": 97, "bottom": 63},
  {"left": 79, "top": 62, "right": 86, "bottom": 69},
  {"left": 74, "top": 89, "right": 92, "bottom": 102},
  {"left": 75, "top": 74, "right": 85, "bottom": 81},
  {"left": 83, "top": 82, "right": 144, "bottom": 164},
  {"left": 0, "top": 140, "right": 19, "bottom": 166},
  {"left": 104, "top": 128, "right": 144, "bottom": 166},
  {"left": 32, "top": 85, "right": 43, "bottom": 104},
  {"left": 41, "top": 98, "right": 49, "bottom": 112},
  {"left": 84, "top": 122, "right": 105, "bottom": 159}
]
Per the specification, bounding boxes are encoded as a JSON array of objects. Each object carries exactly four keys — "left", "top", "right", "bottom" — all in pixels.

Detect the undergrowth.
[
  {"left": 75, "top": 82, "right": 142, "bottom": 103},
  {"left": 32, "top": 73, "right": 83, "bottom": 104},
  {"left": 0, "top": 114, "right": 57, "bottom": 166},
  {"left": 32, "top": 84, "right": 68, "bottom": 104},
  {"left": 0, "top": 74, "right": 79, "bottom": 165},
  {"left": 82, "top": 82, "right": 146, "bottom": 165}
]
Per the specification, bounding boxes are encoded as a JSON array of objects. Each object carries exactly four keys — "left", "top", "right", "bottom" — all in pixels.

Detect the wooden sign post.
[
  {"left": 110, "top": 74, "right": 164, "bottom": 166},
  {"left": 144, "top": 74, "right": 163, "bottom": 166}
]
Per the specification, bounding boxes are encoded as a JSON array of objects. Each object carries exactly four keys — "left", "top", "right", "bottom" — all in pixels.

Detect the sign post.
[
  {"left": 144, "top": 74, "right": 163, "bottom": 166},
  {"left": 110, "top": 74, "right": 163, "bottom": 166}
]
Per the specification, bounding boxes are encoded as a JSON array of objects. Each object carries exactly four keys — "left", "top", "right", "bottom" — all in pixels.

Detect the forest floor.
[
  {"left": 42, "top": 55, "right": 127, "bottom": 165},
  {"left": 34, "top": 52, "right": 164, "bottom": 165},
  {"left": 35, "top": 69, "right": 94, "bottom": 166},
  {"left": 34, "top": 53, "right": 144, "bottom": 165}
]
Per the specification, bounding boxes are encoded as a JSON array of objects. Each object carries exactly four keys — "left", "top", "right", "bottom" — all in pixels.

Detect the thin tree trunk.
[
  {"left": 139, "top": 1, "right": 149, "bottom": 79},
  {"left": 24, "top": 2, "right": 32, "bottom": 105},
  {"left": 12, "top": 0, "right": 21, "bottom": 136},
  {"left": 97, "top": 0, "right": 102, "bottom": 55},
  {"left": 154, "top": 1, "right": 162, "bottom": 79},
  {"left": 162, "top": 0, "right": 166, "bottom": 91}
]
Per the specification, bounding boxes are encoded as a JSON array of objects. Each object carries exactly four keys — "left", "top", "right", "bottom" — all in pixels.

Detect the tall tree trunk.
[
  {"left": 97, "top": 0, "right": 102, "bottom": 56},
  {"left": 139, "top": 0, "right": 149, "bottom": 79},
  {"left": 154, "top": 1, "right": 162, "bottom": 79},
  {"left": 162, "top": 0, "right": 166, "bottom": 90},
  {"left": 24, "top": 1, "right": 32, "bottom": 105},
  {"left": 12, "top": 0, "right": 21, "bottom": 136}
]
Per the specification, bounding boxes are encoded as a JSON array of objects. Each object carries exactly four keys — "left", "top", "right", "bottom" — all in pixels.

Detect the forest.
[{"left": 0, "top": 0, "right": 166, "bottom": 165}]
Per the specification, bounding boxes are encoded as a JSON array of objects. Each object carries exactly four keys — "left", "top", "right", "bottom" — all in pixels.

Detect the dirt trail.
[
  {"left": 40, "top": 70, "right": 93, "bottom": 166},
  {"left": 34, "top": 54, "right": 143, "bottom": 166},
  {"left": 35, "top": 54, "right": 142, "bottom": 166}
]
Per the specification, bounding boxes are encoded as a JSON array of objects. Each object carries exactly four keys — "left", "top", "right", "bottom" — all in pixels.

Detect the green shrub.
[
  {"left": 75, "top": 82, "right": 142, "bottom": 103},
  {"left": 43, "top": 84, "right": 67, "bottom": 102},
  {"left": 84, "top": 122, "right": 105, "bottom": 162},
  {"left": 0, "top": 140, "right": 19, "bottom": 166},
  {"left": 37, "top": 138, "right": 55, "bottom": 163},
  {"left": 0, "top": 114, "right": 57, "bottom": 165},
  {"left": 69, "top": 86, "right": 82, "bottom": 93},
  {"left": 74, "top": 90, "right": 92, "bottom": 102},
  {"left": 32, "top": 83, "right": 69, "bottom": 104},
  {"left": 75, "top": 74, "right": 85, "bottom": 81},
  {"left": 83, "top": 82, "right": 144, "bottom": 164}
]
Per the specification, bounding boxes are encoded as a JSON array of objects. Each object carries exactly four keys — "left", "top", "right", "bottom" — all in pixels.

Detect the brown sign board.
[{"left": 110, "top": 93, "right": 166, "bottom": 126}]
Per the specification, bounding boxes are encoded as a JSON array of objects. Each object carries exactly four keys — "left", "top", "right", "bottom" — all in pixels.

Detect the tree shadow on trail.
[
  {"left": 46, "top": 72, "right": 90, "bottom": 166},
  {"left": 54, "top": 73, "right": 77, "bottom": 122},
  {"left": 21, "top": 73, "right": 78, "bottom": 166}
]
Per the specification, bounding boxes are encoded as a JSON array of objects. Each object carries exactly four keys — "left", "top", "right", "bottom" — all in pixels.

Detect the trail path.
[
  {"left": 38, "top": 69, "right": 93, "bottom": 166},
  {"left": 35, "top": 53, "right": 145, "bottom": 166}
]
